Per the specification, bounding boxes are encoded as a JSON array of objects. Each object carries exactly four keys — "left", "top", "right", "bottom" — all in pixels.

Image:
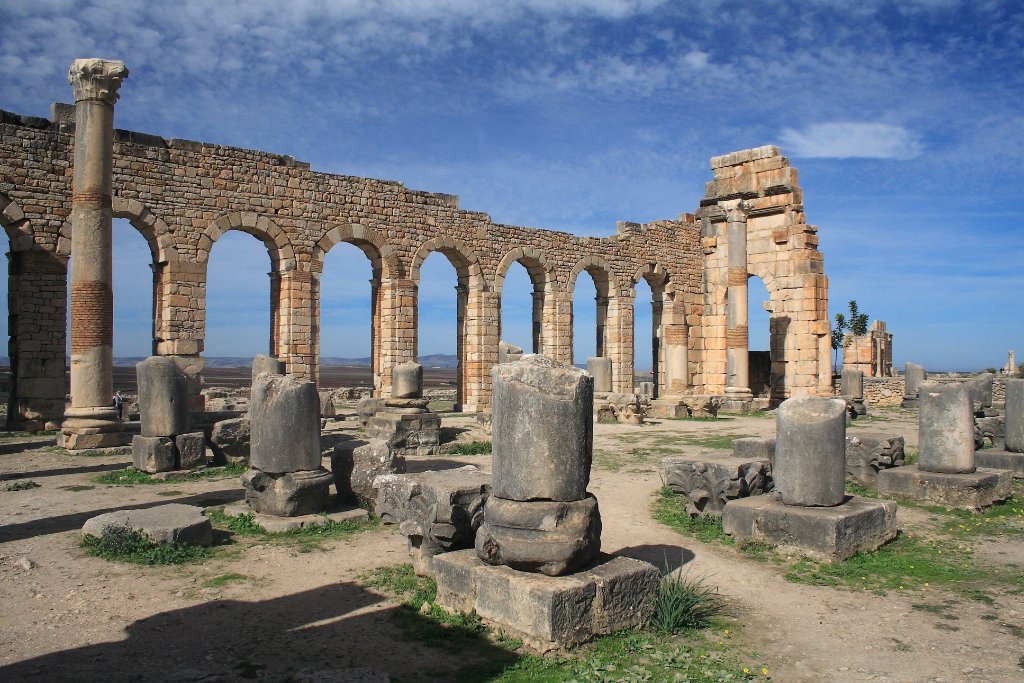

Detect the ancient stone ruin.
[
  {"left": 901, "top": 362, "right": 927, "bottom": 409},
  {"left": 132, "top": 356, "right": 206, "bottom": 473},
  {"left": 976, "top": 378, "right": 1024, "bottom": 476}
]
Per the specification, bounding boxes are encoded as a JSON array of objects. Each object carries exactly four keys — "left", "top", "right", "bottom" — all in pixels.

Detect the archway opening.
[
  {"left": 110, "top": 217, "right": 158, "bottom": 396},
  {"left": 417, "top": 251, "right": 460, "bottom": 411},
  {"left": 205, "top": 231, "right": 272, "bottom": 371},
  {"left": 633, "top": 277, "right": 656, "bottom": 396},
  {"left": 320, "top": 242, "right": 376, "bottom": 393},
  {"left": 571, "top": 269, "right": 598, "bottom": 368},
  {"left": 499, "top": 261, "right": 537, "bottom": 356},
  {"left": 748, "top": 275, "right": 774, "bottom": 399}
]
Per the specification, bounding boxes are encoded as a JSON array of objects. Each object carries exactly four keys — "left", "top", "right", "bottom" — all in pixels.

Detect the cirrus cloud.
[{"left": 779, "top": 122, "right": 923, "bottom": 160}]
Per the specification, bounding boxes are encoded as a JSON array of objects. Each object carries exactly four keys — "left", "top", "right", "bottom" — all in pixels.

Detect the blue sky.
[{"left": 1, "top": 0, "right": 1021, "bottom": 371}]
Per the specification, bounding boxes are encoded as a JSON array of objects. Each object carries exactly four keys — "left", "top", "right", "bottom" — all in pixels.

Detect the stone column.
[
  {"left": 901, "top": 362, "right": 927, "bottom": 408},
  {"left": 918, "top": 381, "right": 975, "bottom": 474},
  {"left": 775, "top": 397, "right": 847, "bottom": 506},
  {"left": 1006, "top": 379, "right": 1023, "bottom": 453},
  {"left": 59, "top": 58, "right": 130, "bottom": 450},
  {"left": 379, "top": 278, "right": 417, "bottom": 398},
  {"left": 724, "top": 203, "right": 752, "bottom": 400}
]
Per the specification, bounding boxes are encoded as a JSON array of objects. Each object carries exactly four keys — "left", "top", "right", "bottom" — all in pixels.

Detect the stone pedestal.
[
  {"left": 1005, "top": 378, "right": 1023, "bottom": 452},
  {"left": 83, "top": 504, "right": 213, "bottom": 547},
  {"left": 722, "top": 495, "right": 897, "bottom": 561},
  {"left": 240, "top": 467, "right": 334, "bottom": 517},
  {"left": 901, "top": 362, "right": 927, "bottom": 408},
  {"left": 876, "top": 466, "right": 1011, "bottom": 511},
  {"left": 375, "top": 466, "right": 491, "bottom": 576},
  {"left": 365, "top": 408, "right": 441, "bottom": 456},
  {"left": 661, "top": 454, "right": 773, "bottom": 516},
  {"left": 587, "top": 357, "right": 612, "bottom": 393},
  {"left": 918, "top": 381, "right": 975, "bottom": 474},
  {"left": 433, "top": 550, "right": 659, "bottom": 652},
  {"left": 393, "top": 361, "right": 424, "bottom": 398},
  {"left": 733, "top": 436, "right": 776, "bottom": 461}
]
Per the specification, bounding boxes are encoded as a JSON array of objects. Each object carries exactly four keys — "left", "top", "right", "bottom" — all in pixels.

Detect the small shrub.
[
  {"left": 651, "top": 568, "right": 726, "bottom": 633},
  {"left": 94, "top": 468, "right": 159, "bottom": 485},
  {"left": 4, "top": 480, "right": 40, "bottom": 492},
  {"left": 446, "top": 441, "right": 492, "bottom": 456},
  {"left": 81, "top": 525, "right": 211, "bottom": 565}
]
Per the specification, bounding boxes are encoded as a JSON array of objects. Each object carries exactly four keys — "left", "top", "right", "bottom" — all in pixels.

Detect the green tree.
[{"left": 831, "top": 300, "right": 869, "bottom": 372}]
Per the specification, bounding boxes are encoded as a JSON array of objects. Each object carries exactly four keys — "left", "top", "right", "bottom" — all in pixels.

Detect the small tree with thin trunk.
[{"left": 831, "top": 300, "right": 869, "bottom": 373}]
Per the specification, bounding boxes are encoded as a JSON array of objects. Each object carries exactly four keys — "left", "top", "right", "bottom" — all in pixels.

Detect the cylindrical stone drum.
[
  {"left": 904, "top": 363, "right": 926, "bottom": 396},
  {"left": 968, "top": 375, "right": 994, "bottom": 410},
  {"left": 918, "top": 381, "right": 975, "bottom": 474},
  {"left": 136, "top": 356, "right": 189, "bottom": 437},
  {"left": 841, "top": 369, "right": 864, "bottom": 400},
  {"left": 1003, "top": 378, "right": 1022, "bottom": 453},
  {"left": 250, "top": 373, "right": 321, "bottom": 474},
  {"left": 774, "top": 397, "right": 847, "bottom": 506},
  {"left": 491, "top": 355, "right": 593, "bottom": 502},
  {"left": 393, "top": 361, "right": 424, "bottom": 399},
  {"left": 587, "top": 356, "right": 612, "bottom": 393}
]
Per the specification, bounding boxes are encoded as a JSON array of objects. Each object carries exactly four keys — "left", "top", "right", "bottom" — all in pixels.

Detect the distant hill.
[{"left": 97, "top": 354, "right": 461, "bottom": 368}]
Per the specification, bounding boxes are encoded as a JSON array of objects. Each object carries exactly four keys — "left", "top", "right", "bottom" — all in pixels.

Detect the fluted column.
[
  {"left": 60, "top": 58, "right": 130, "bottom": 449},
  {"left": 724, "top": 203, "right": 752, "bottom": 400}
]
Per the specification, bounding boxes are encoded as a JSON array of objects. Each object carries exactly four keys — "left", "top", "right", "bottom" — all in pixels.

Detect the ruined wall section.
[{"left": 695, "top": 146, "right": 831, "bottom": 399}]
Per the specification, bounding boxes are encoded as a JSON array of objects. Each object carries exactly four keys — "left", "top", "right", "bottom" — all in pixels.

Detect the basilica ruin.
[{"left": 1, "top": 60, "right": 829, "bottom": 435}]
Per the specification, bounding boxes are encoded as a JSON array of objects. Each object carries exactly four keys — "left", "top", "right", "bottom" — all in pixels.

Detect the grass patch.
[
  {"left": 675, "top": 433, "right": 755, "bottom": 451},
  {"left": 845, "top": 481, "right": 878, "bottom": 498},
  {"left": 939, "top": 493, "right": 1024, "bottom": 538},
  {"left": 4, "top": 480, "right": 40, "bottom": 492},
  {"left": 904, "top": 449, "right": 918, "bottom": 466},
  {"left": 94, "top": 462, "right": 247, "bottom": 486},
  {"left": 668, "top": 415, "right": 721, "bottom": 422},
  {"left": 445, "top": 440, "right": 492, "bottom": 456},
  {"left": 652, "top": 487, "right": 733, "bottom": 545},
  {"left": 651, "top": 569, "right": 726, "bottom": 633},
  {"left": 58, "top": 484, "right": 95, "bottom": 492},
  {"left": 201, "top": 572, "right": 249, "bottom": 588},
  {"left": 206, "top": 508, "right": 380, "bottom": 552},
  {"left": 81, "top": 525, "right": 211, "bottom": 565}
]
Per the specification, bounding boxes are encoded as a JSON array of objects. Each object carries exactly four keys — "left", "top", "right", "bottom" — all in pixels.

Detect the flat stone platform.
[
  {"left": 974, "top": 449, "right": 1024, "bottom": 478},
  {"left": 876, "top": 465, "right": 1012, "bottom": 511},
  {"left": 433, "top": 550, "right": 659, "bottom": 652},
  {"left": 722, "top": 495, "right": 897, "bottom": 562},
  {"left": 83, "top": 503, "right": 213, "bottom": 546},
  {"left": 223, "top": 502, "right": 368, "bottom": 533}
]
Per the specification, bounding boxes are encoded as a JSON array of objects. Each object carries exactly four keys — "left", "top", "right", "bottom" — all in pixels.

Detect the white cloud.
[{"left": 779, "top": 122, "right": 923, "bottom": 160}]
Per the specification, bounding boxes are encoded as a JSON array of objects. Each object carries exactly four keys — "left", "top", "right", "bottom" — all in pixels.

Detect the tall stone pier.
[
  {"left": 723, "top": 202, "right": 752, "bottom": 404},
  {"left": 59, "top": 58, "right": 131, "bottom": 450}
]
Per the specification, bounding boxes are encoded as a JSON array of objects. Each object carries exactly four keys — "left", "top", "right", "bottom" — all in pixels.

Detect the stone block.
[
  {"left": 250, "top": 373, "right": 321, "bottom": 474},
  {"left": 241, "top": 467, "right": 333, "bottom": 516},
  {"left": 722, "top": 495, "right": 897, "bottom": 561},
  {"left": 60, "top": 431, "right": 133, "bottom": 450},
  {"left": 775, "top": 397, "right": 847, "bottom": 506},
  {"left": 732, "top": 436, "right": 776, "bottom": 462},
  {"left": 975, "top": 416, "right": 1004, "bottom": 449},
  {"left": 974, "top": 449, "right": 1024, "bottom": 478},
  {"left": 845, "top": 434, "right": 905, "bottom": 487},
  {"left": 918, "top": 381, "right": 975, "bottom": 474},
  {"left": 587, "top": 356, "right": 612, "bottom": 393},
  {"left": 209, "top": 417, "right": 250, "bottom": 465},
  {"left": 175, "top": 432, "right": 207, "bottom": 470},
  {"left": 356, "top": 397, "right": 385, "bottom": 427},
  {"left": 132, "top": 435, "right": 176, "bottom": 473},
  {"left": 660, "top": 455, "right": 773, "bottom": 516},
  {"left": 83, "top": 504, "right": 212, "bottom": 547},
  {"left": 136, "top": 356, "right": 190, "bottom": 437},
  {"left": 433, "top": 550, "right": 658, "bottom": 652},
  {"left": 251, "top": 354, "right": 284, "bottom": 382},
  {"left": 491, "top": 356, "right": 593, "bottom": 502},
  {"left": 332, "top": 439, "right": 406, "bottom": 504},
  {"left": 876, "top": 465, "right": 1012, "bottom": 511},
  {"left": 365, "top": 411, "right": 441, "bottom": 456},
  {"left": 393, "top": 361, "right": 424, "bottom": 398},
  {"left": 1007, "top": 378, "right": 1023, "bottom": 452}
]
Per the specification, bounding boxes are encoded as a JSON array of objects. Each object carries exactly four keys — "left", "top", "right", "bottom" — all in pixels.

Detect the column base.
[{"left": 59, "top": 406, "right": 130, "bottom": 450}]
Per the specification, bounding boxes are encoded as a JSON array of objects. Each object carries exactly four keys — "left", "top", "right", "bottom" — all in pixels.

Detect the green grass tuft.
[
  {"left": 651, "top": 569, "right": 726, "bottom": 633},
  {"left": 94, "top": 462, "right": 248, "bottom": 486},
  {"left": 652, "top": 487, "right": 734, "bottom": 544},
  {"left": 81, "top": 525, "right": 211, "bottom": 565},
  {"left": 445, "top": 440, "right": 492, "bottom": 455},
  {"left": 205, "top": 507, "right": 380, "bottom": 552},
  {"left": 4, "top": 480, "right": 41, "bottom": 491},
  {"left": 201, "top": 572, "right": 249, "bottom": 588}
]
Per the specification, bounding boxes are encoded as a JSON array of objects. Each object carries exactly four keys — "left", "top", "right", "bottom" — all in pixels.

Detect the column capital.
[
  {"left": 722, "top": 200, "right": 749, "bottom": 223},
  {"left": 68, "top": 59, "right": 128, "bottom": 104}
]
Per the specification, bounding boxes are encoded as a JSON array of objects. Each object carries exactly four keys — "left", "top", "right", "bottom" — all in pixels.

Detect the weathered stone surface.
[
  {"left": 901, "top": 362, "right": 927, "bottom": 407},
  {"left": 356, "top": 397, "right": 385, "bottom": 427},
  {"left": 841, "top": 368, "right": 864, "bottom": 399},
  {"left": 251, "top": 354, "right": 284, "bottom": 382},
  {"left": 132, "top": 435, "right": 176, "bottom": 473},
  {"left": 434, "top": 550, "right": 658, "bottom": 652},
  {"left": 175, "top": 432, "right": 207, "bottom": 470},
  {"left": 365, "top": 411, "right": 441, "bottom": 456},
  {"left": 587, "top": 357, "right": 612, "bottom": 393},
  {"left": 61, "top": 431, "right": 133, "bottom": 450},
  {"left": 136, "top": 356, "right": 190, "bottom": 437},
  {"left": 732, "top": 436, "right": 776, "bottom": 461},
  {"left": 491, "top": 356, "right": 593, "bottom": 502},
  {"left": 876, "top": 465, "right": 1012, "bottom": 511},
  {"left": 845, "top": 434, "right": 905, "bottom": 487},
  {"left": 475, "top": 494, "right": 601, "bottom": 576},
  {"left": 250, "top": 373, "right": 321, "bottom": 474},
  {"left": 83, "top": 503, "right": 213, "bottom": 546},
  {"left": 722, "top": 494, "right": 897, "bottom": 561},
  {"left": 498, "top": 340, "right": 524, "bottom": 365},
  {"left": 918, "top": 381, "right": 975, "bottom": 474},
  {"left": 603, "top": 393, "right": 646, "bottom": 425},
  {"left": 209, "top": 417, "right": 250, "bottom": 465},
  {"left": 968, "top": 374, "right": 995, "bottom": 411},
  {"left": 774, "top": 397, "right": 847, "bottom": 506},
  {"left": 975, "top": 416, "right": 1005, "bottom": 450},
  {"left": 974, "top": 449, "right": 1024, "bottom": 478},
  {"left": 332, "top": 439, "right": 406, "bottom": 503},
  {"left": 376, "top": 465, "right": 491, "bottom": 575},
  {"left": 661, "top": 455, "right": 773, "bottom": 516},
  {"left": 1006, "top": 378, "right": 1024, "bottom": 453},
  {"left": 241, "top": 467, "right": 333, "bottom": 516},
  {"left": 320, "top": 391, "right": 337, "bottom": 418},
  {"left": 392, "top": 361, "right": 423, "bottom": 399}
]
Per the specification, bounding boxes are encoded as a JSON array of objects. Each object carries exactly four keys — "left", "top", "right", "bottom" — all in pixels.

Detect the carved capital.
[{"left": 68, "top": 59, "right": 128, "bottom": 104}]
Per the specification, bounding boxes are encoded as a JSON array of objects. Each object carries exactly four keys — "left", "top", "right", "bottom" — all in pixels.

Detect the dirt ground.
[{"left": 1, "top": 407, "right": 1021, "bottom": 682}]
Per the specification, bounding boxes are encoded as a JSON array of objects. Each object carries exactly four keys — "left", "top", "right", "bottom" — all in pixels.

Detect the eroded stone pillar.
[
  {"left": 59, "top": 58, "right": 130, "bottom": 449},
  {"left": 724, "top": 203, "right": 752, "bottom": 400}
]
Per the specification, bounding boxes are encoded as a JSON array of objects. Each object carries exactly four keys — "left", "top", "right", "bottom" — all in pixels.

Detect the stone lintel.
[
  {"left": 721, "top": 495, "right": 897, "bottom": 562},
  {"left": 710, "top": 145, "right": 781, "bottom": 170},
  {"left": 876, "top": 465, "right": 1012, "bottom": 511},
  {"left": 433, "top": 550, "right": 658, "bottom": 652}
]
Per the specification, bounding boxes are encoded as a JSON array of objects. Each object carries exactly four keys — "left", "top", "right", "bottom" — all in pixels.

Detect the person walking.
[{"left": 113, "top": 391, "right": 124, "bottom": 420}]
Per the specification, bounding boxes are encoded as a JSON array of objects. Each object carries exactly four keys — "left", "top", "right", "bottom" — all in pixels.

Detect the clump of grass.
[
  {"left": 651, "top": 569, "right": 726, "bottom": 633},
  {"left": 206, "top": 508, "right": 379, "bottom": 552},
  {"left": 4, "top": 480, "right": 40, "bottom": 491},
  {"left": 202, "top": 572, "right": 249, "bottom": 588},
  {"left": 94, "top": 462, "right": 248, "bottom": 486},
  {"left": 845, "top": 481, "right": 878, "bottom": 498},
  {"left": 81, "top": 525, "right": 211, "bottom": 565},
  {"left": 95, "top": 468, "right": 158, "bottom": 485},
  {"left": 207, "top": 509, "right": 264, "bottom": 535},
  {"left": 446, "top": 441, "right": 492, "bottom": 456},
  {"left": 652, "top": 487, "right": 733, "bottom": 544},
  {"left": 904, "top": 449, "right": 918, "bottom": 465}
]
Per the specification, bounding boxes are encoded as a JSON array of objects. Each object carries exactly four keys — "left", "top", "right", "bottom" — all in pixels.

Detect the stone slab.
[
  {"left": 660, "top": 454, "right": 773, "bottom": 516},
  {"left": 223, "top": 502, "right": 368, "bottom": 533},
  {"left": 732, "top": 437, "right": 776, "bottom": 462},
  {"left": 876, "top": 465, "right": 1012, "bottom": 511},
  {"left": 365, "top": 412, "right": 441, "bottom": 456},
  {"left": 974, "top": 449, "right": 1024, "bottom": 478},
  {"left": 433, "top": 550, "right": 658, "bottom": 652},
  {"left": 721, "top": 495, "right": 897, "bottom": 562},
  {"left": 83, "top": 503, "right": 213, "bottom": 546},
  {"left": 60, "top": 431, "right": 132, "bottom": 450}
]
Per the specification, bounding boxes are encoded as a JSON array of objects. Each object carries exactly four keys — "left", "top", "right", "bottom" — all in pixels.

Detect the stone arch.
[
  {"left": 493, "top": 246, "right": 555, "bottom": 293},
  {"left": 311, "top": 222, "right": 395, "bottom": 279},
  {"left": 567, "top": 255, "right": 620, "bottom": 297},
  {"left": 631, "top": 262, "right": 671, "bottom": 289},
  {"left": 493, "top": 246, "right": 557, "bottom": 357},
  {"left": 111, "top": 196, "right": 179, "bottom": 263},
  {"left": 631, "top": 263, "right": 672, "bottom": 400},
  {"left": 197, "top": 212, "right": 295, "bottom": 273},
  {"left": 0, "top": 193, "right": 36, "bottom": 252},
  {"left": 408, "top": 235, "right": 484, "bottom": 289},
  {"left": 746, "top": 266, "right": 785, "bottom": 401}
]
